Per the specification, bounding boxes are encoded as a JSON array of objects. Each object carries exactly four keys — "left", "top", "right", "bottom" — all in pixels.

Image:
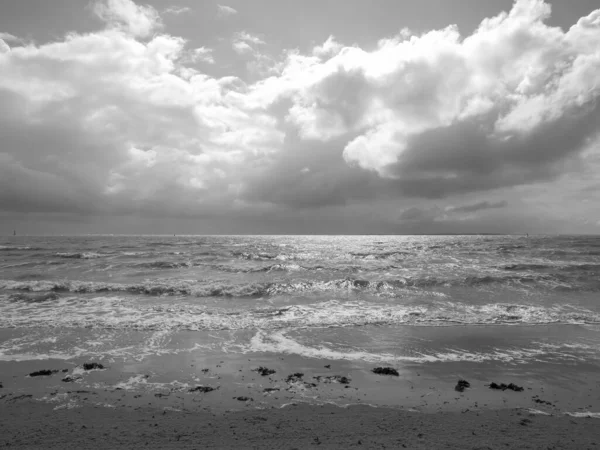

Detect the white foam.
[
  {"left": 109, "top": 374, "right": 190, "bottom": 392},
  {"left": 247, "top": 331, "right": 400, "bottom": 363},
  {"left": 54, "top": 401, "right": 81, "bottom": 411},
  {"left": 524, "top": 408, "right": 551, "bottom": 415},
  {"left": 0, "top": 351, "right": 84, "bottom": 362},
  {"left": 246, "top": 330, "right": 558, "bottom": 364},
  {"left": 2, "top": 293, "right": 598, "bottom": 331},
  {"left": 564, "top": 411, "right": 600, "bottom": 418}
]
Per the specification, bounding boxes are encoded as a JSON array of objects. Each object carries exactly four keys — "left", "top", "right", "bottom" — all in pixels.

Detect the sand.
[
  {"left": 2, "top": 350, "right": 600, "bottom": 449},
  {"left": 1, "top": 398, "right": 599, "bottom": 449}
]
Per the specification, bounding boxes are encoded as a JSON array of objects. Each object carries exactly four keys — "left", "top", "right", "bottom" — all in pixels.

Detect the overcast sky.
[{"left": 1, "top": 0, "right": 599, "bottom": 235}]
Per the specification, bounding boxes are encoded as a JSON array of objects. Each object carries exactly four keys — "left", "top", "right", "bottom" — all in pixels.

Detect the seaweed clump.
[
  {"left": 254, "top": 366, "right": 276, "bottom": 376},
  {"left": 189, "top": 386, "right": 216, "bottom": 393},
  {"left": 82, "top": 362, "right": 105, "bottom": 371},
  {"left": 372, "top": 367, "right": 399, "bottom": 376},
  {"left": 489, "top": 382, "right": 524, "bottom": 392},
  {"left": 285, "top": 373, "right": 304, "bottom": 383},
  {"left": 314, "top": 375, "right": 351, "bottom": 385},
  {"left": 29, "top": 369, "right": 59, "bottom": 377},
  {"left": 455, "top": 379, "right": 471, "bottom": 392}
]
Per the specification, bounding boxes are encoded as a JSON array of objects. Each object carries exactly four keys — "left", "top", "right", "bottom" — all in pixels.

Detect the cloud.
[
  {"left": 231, "top": 32, "right": 274, "bottom": 74},
  {"left": 446, "top": 200, "right": 508, "bottom": 214},
  {"left": 313, "top": 36, "right": 343, "bottom": 58},
  {"left": 232, "top": 31, "right": 265, "bottom": 54},
  {"left": 0, "top": 18, "right": 282, "bottom": 218},
  {"left": 263, "top": 0, "right": 600, "bottom": 202},
  {"left": 0, "top": 33, "right": 25, "bottom": 44},
  {"left": 217, "top": 4, "right": 238, "bottom": 17},
  {"left": 181, "top": 46, "right": 215, "bottom": 64},
  {"left": 92, "top": 0, "right": 162, "bottom": 38},
  {"left": 1, "top": 0, "right": 600, "bottom": 233},
  {"left": 398, "top": 206, "right": 441, "bottom": 222},
  {"left": 232, "top": 40, "right": 253, "bottom": 55},
  {"left": 398, "top": 200, "right": 507, "bottom": 224},
  {"left": 0, "top": 33, "right": 27, "bottom": 53},
  {"left": 234, "top": 32, "right": 265, "bottom": 46},
  {"left": 163, "top": 6, "right": 192, "bottom": 15}
]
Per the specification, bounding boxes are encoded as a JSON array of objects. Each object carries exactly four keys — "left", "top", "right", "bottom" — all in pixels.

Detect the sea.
[{"left": 1, "top": 234, "right": 600, "bottom": 406}]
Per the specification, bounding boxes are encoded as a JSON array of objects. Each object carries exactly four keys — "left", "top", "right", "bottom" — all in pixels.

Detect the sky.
[{"left": 0, "top": 0, "right": 599, "bottom": 235}]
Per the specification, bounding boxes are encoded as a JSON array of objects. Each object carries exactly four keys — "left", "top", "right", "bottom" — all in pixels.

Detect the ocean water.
[{"left": 1, "top": 234, "right": 600, "bottom": 372}]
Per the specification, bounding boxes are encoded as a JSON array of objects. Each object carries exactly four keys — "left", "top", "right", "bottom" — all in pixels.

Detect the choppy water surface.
[{"left": 1, "top": 235, "right": 600, "bottom": 366}]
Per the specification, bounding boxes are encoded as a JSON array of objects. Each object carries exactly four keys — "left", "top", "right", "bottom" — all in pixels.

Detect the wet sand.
[{"left": 2, "top": 350, "right": 600, "bottom": 449}]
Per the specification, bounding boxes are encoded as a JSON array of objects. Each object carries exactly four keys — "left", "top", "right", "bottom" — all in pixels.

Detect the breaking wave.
[
  {"left": 55, "top": 252, "right": 105, "bottom": 259},
  {"left": 502, "top": 263, "right": 600, "bottom": 272},
  {"left": 1, "top": 271, "right": 598, "bottom": 299},
  {"left": 0, "top": 246, "right": 42, "bottom": 251},
  {"left": 135, "top": 260, "right": 197, "bottom": 269},
  {"left": 1, "top": 297, "right": 599, "bottom": 330}
]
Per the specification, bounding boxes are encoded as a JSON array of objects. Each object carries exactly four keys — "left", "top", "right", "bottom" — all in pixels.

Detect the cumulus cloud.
[
  {"left": 163, "top": 6, "right": 192, "bottom": 15},
  {"left": 232, "top": 31, "right": 265, "bottom": 54},
  {"left": 1, "top": 0, "right": 599, "bottom": 232},
  {"left": 181, "top": 46, "right": 215, "bottom": 64},
  {"left": 0, "top": 33, "right": 27, "bottom": 53},
  {"left": 262, "top": 0, "right": 600, "bottom": 201},
  {"left": 217, "top": 4, "right": 238, "bottom": 18},
  {"left": 93, "top": 0, "right": 162, "bottom": 38},
  {"left": 0, "top": 32, "right": 24, "bottom": 44},
  {"left": 0, "top": 16, "right": 282, "bottom": 217}
]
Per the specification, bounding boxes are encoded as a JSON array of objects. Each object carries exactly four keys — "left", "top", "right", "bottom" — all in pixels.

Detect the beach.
[
  {"left": 1, "top": 348, "right": 600, "bottom": 449},
  {"left": 1, "top": 235, "right": 600, "bottom": 447}
]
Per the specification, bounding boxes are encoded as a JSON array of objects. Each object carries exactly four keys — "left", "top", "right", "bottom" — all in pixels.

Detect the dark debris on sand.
[
  {"left": 29, "top": 369, "right": 60, "bottom": 377},
  {"left": 62, "top": 375, "right": 82, "bottom": 383},
  {"left": 253, "top": 366, "right": 276, "bottom": 376},
  {"left": 82, "top": 362, "right": 105, "bottom": 371},
  {"left": 234, "top": 396, "right": 253, "bottom": 402},
  {"left": 489, "top": 382, "right": 524, "bottom": 392},
  {"left": 189, "top": 386, "right": 217, "bottom": 393},
  {"left": 314, "top": 375, "right": 351, "bottom": 385},
  {"left": 372, "top": 367, "right": 399, "bottom": 376},
  {"left": 455, "top": 379, "right": 471, "bottom": 392},
  {"left": 532, "top": 396, "right": 554, "bottom": 406},
  {"left": 263, "top": 388, "right": 280, "bottom": 393},
  {"left": 285, "top": 373, "right": 304, "bottom": 383}
]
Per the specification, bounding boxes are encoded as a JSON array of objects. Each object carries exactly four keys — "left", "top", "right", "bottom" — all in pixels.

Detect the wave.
[
  {"left": 349, "top": 251, "right": 412, "bottom": 260},
  {"left": 1, "top": 271, "right": 598, "bottom": 299},
  {"left": 0, "top": 246, "right": 42, "bottom": 251},
  {"left": 232, "top": 251, "right": 280, "bottom": 261},
  {"left": 502, "top": 263, "right": 600, "bottom": 272},
  {"left": 135, "top": 260, "right": 196, "bottom": 269},
  {"left": 245, "top": 331, "right": 577, "bottom": 364},
  {"left": 55, "top": 252, "right": 105, "bottom": 259},
  {"left": 1, "top": 298, "right": 599, "bottom": 330},
  {"left": 8, "top": 292, "right": 60, "bottom": 303},
  {"left": 232, "top": 251, "right": 413, "bottom": 262},
  {"left": 213, "top": 263, "right": 322, "bottom": 273}
]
